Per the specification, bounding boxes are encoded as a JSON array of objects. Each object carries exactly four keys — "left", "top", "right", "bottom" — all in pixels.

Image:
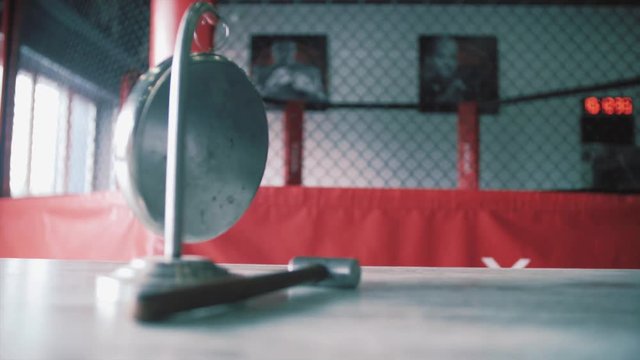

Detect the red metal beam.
[
  {"left": 284, "top": 102, "right": 304, "bottom": 186},
  {"left": 457, "top": 102, "right": 479, "bottom": 190}
]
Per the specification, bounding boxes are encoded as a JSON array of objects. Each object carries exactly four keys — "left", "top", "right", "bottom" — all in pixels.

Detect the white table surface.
[{"left": 1, "top": 259, "right": 639, "bottom": 359}]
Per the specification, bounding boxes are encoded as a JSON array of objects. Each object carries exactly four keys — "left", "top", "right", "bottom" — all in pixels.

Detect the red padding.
[
  {"left": 0, "top": 192, "right": 159, "bottom": 260},
  {"left": 1, "top": 188, "right": 639, "bottom": 268}
]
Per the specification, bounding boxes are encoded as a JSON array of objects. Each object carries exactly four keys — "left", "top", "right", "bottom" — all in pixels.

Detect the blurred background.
[{"left": 1, "top": 0, "right": 638, "bottom": 198}]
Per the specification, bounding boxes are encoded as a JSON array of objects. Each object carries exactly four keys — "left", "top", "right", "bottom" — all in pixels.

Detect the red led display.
[
  {"left": 581, "top": 96, "right": 635, "bottom": 145},
  {"left": 584, "top": 96, "right": 633, "bottom": 116},
  {"left": 584, "top": 96, "right": 601, "bottom": 115},
  {"left": 602, "top": 97, "right": 616, "bottom": 115}
]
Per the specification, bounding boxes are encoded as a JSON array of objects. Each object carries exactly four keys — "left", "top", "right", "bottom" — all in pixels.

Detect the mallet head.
[{"left": 288, "top": 257, "right": 361, "bottom": 289}]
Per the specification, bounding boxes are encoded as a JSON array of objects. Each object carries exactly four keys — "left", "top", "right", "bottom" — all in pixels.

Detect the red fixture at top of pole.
[{"left": 149, "top": 0, "right": 216, "bottom": 68}]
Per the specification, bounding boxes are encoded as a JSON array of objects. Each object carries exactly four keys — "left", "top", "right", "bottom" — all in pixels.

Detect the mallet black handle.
[{"left": 135, "top": 264, "right": 330, "bottom": 321}]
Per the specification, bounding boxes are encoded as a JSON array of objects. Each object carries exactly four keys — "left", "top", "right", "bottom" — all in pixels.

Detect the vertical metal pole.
[
  {"left": 24, "top": 73, "right": 37, "bottom": 194},
  {"left": 63, "top": 91, "right": 74, "bottom": 193},
  {"left": 163, "top": 2, "right": 221, "bottom": 259}
]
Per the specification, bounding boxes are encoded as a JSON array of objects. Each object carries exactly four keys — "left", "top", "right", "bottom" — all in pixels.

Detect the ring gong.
[{"left": 114, "top": 53, "right": 268, "bottom": 243}]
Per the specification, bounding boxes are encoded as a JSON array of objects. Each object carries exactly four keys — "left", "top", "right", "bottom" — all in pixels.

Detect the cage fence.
[
  {"left": 217, "top": 2, "right": 640, "bottom": 190},
  {"left": 5, "top": 0, "right": 640, "bottom": 196}
]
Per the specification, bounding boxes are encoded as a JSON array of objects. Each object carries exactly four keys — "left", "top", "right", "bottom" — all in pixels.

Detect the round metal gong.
[{"left": 114, "top": 53, "right": 268, "bottom": 244}]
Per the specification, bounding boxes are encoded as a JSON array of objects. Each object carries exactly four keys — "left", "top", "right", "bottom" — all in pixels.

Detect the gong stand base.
[{"left": 96, "top": 256, "right": 232, "bottom": 303}]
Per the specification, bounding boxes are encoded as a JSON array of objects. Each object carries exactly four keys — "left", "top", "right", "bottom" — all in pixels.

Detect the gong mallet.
[{"left": 134, "top": 257, "right": 361, "bottom": 321}]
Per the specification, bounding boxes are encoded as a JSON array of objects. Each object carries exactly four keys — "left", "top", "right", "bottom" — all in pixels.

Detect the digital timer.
[
  {"left": 581, "top": 96, "right": 635, "bottom": 145},
  {"left": 584, "top": 96, "right": 633, "bottom": 116}
]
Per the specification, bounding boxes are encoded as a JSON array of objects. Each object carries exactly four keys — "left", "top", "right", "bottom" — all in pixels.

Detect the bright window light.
[
  {"left": 9, "top": 70, "right": 98, "bottom": 197},
  {"left": 9, "top": 72, "right": 35, "bottom": 197},
  {"left": 30, "top": 77, "right": 63, "bottom": 196}
]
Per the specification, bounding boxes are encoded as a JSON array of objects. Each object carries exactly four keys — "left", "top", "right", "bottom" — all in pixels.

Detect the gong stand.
[
  {"left": 96, "top": 1, "right": 359, "bottom": 321},
  {"left": 97, "top": 2, "right": 235, "bottom": 304}
]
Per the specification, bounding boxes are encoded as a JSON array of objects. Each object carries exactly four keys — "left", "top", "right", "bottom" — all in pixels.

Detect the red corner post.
[
  {"left": 119, "top": 71, "right": 142, "bottom": 108},
  {"left": 150, "top": 0, "right": 215, "bottom": 67},
  {"left": 284, "top": 101, "right": 304, "bottom": 186},
  {"left": 457, "top": 101, "right": 479, "bottom": 190}
]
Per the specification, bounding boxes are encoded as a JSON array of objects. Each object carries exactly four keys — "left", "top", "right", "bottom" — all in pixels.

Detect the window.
[{"left": 9, "top": 70, "right": 97, "bottom": 197}]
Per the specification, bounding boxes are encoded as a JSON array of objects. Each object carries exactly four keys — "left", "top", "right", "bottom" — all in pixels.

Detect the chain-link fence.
[
  {"left": 217, "top": 1, "right": 640, "bottom": 191},
  {"left": 6, "top": 0, "right": 640, "bottom": 196}
]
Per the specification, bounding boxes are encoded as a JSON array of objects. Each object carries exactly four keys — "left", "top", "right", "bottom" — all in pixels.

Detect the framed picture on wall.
[
  {"left": 419, "top": 35, "right": 499, "bottom": 114},
  {"left": 250, "top": 35, "right": 328, "bottom": 108}
]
